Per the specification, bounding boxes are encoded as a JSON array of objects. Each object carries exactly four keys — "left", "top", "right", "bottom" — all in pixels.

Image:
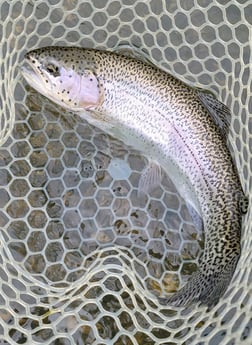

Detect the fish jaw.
[
  {"left": 21, "top": 60, "right": 49, "bottom": 98},
  {"left": 21, "top": 52, "right": 103, "bottom": 112}
]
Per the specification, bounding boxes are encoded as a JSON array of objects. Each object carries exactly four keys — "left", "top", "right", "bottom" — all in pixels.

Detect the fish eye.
[{"left": 44, "top": 63, "right": 60, "bottom": 77}]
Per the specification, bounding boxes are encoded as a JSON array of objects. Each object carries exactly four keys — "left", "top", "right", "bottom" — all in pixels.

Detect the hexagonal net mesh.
[{"left": 0, "top": 0, "right": 251, "bottom": 344}]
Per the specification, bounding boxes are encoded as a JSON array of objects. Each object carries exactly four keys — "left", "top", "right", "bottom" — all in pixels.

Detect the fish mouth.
[
  {"left": 21, "top": 58, "right": 48, "bottom": 94},
  {"left": 21, "top": 57, "right": 85, "bottom": 112}
]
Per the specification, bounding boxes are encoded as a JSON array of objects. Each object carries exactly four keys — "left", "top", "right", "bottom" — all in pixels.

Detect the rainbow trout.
[{"left": 21, "top": 46, "right": 247, "bottom": 307}]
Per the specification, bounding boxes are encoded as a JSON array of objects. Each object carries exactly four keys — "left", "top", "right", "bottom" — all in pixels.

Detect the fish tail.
[{"left": 158, "top": 253, "right": 240, "bottom": 307}]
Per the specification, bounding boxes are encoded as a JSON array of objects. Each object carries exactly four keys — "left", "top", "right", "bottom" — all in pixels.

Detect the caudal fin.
[{"left": 158, "top": 255, "right": 240, "bottom": 307}]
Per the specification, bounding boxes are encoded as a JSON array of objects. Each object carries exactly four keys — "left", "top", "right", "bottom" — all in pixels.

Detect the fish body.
[{"left": 21, "top": 47, "right": 246, "bottom": 307}]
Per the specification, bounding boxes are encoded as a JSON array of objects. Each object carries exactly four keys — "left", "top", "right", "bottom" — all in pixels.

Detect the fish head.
[{"left": 21, "top": 47, "right": 102, "bottom": 111}]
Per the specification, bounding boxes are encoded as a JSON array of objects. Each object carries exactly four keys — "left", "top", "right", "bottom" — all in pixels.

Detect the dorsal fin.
[
  {"left": 112, "top": 44, "right": 156, "bottom": 67},
  {"left": 197, "top": 90, "right": 231, "bottom": 140}
]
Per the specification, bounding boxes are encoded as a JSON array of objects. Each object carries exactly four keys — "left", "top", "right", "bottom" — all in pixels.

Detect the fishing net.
[{"left": 0, "top": 0, "right": 251, "bottom": 344}]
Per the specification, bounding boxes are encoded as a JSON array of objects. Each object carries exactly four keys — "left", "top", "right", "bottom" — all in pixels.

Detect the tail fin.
[{"left": 158, "top": 254, "right": 240, "bottom": 307}]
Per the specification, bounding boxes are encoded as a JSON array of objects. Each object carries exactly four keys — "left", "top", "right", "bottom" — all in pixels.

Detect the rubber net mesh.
[{"left": 0, "top": 0, "right": 251, "bottom": 344}]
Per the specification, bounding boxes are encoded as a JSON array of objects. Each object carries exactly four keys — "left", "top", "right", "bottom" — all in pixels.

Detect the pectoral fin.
[
  {"left": 138, "top": 160, "right": 162, "bottom": 196},
  {"left": 186, "top": 202, "right": 203, "bottom": 232}
]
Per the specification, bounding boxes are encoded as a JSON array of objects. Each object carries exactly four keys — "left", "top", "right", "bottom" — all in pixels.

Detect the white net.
[{"left": 0, "top": 0, "right": 251, "bottom": 344}]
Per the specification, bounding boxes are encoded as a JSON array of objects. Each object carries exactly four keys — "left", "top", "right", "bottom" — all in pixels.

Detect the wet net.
[{"left": 0, "top": 0, "right": 251, "bottom": 344}]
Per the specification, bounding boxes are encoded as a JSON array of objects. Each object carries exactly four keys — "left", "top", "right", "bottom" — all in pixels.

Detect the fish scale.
[{"left": 21, "top": 46, "right": 246, "bottom": 307}]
